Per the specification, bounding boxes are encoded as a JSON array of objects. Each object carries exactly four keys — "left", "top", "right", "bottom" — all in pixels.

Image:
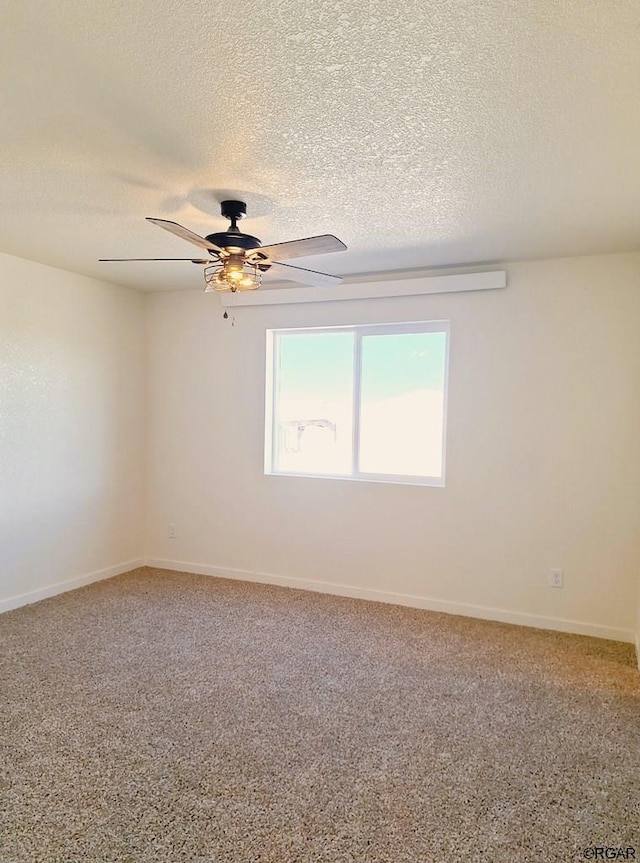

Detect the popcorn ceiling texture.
[
  {"left": 1, "top": 568, "right": 638, "bottom": 861},
  {"left": 0, "top": 1, "right": 639, "bottom": 290}
]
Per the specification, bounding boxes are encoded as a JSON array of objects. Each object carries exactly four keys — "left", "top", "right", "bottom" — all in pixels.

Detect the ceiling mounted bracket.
[{"left": 220, "top": 200, "right": 247, "bottom": 231}]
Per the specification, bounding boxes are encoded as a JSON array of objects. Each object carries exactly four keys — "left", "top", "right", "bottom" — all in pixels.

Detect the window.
[{"left": 265, "top": 321, "right": 450, "bottom": 486}]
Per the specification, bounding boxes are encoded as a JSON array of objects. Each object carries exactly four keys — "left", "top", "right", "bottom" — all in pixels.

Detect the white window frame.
[{"left": 264, "top": 320, "right": 450, "bottom": 487}]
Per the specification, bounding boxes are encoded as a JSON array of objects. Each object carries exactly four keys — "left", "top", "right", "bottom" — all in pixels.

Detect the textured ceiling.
[{"left": 1, "top": 0, "right": 639, "bottom": 291}]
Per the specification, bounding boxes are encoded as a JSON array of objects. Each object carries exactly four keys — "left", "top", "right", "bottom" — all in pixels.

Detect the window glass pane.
[
  {"left": 358, "top": 331, "right": 447, "bottom": 478},
  {"left": 273, "top": 332, "right": 354, "bottom": 475}
]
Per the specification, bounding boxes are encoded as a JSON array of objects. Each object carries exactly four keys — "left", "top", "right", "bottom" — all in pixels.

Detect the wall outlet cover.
[{"left": 549, "top": 568, "right": 564, "bottom": 588}]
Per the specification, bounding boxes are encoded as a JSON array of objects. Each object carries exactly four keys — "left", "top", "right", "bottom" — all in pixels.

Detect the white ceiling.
[{"left": 1, "top": 0, "right": 639, "bottom": 292}]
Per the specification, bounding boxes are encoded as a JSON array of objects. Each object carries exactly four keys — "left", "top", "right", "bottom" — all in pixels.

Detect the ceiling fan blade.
[
  {"left": 257, "top": 234, "right": 346, "bottom": 262},
  {"left": 99, "top": 257, "right": 210, "bottom": 263},
  {"left": 146, "top": 218, "right": 223, "bottom": 253},
  {"left": 268, "top": 260, "right": 342, "bottom": 288}
]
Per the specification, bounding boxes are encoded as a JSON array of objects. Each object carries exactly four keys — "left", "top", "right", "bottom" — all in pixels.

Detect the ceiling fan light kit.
[
  {"left": 100, "top": 199, "right": 347, "bottom": 293},
  {"left": 204, "top": 257, "right": 263, "bottom": 292}
]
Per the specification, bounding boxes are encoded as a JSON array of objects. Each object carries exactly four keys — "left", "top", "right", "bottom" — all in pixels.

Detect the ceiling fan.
[{"left": 100, "top": 200, "right": 347, "bottom": 292}]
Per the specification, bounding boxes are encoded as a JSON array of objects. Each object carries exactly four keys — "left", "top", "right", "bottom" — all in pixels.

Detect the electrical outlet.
[
  {"left": 549, "top": 568, "right": 564, "bottom": 588},
  {"left": 169, "top": 523, "right": 176, "bottom": 539}
]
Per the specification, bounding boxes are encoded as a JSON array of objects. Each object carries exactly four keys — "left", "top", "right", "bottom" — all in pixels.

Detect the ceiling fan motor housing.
[{"left": 205, "top": 231, "right": 262, "bottom": 252}]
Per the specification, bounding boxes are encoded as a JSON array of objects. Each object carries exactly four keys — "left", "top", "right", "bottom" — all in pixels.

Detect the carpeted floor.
[{"left": 1, "top": 568, "right": 638, "bottom": 862}]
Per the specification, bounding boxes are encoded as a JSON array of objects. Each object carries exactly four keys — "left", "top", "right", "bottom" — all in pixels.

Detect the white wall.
[
  {"left": 3, "top": 249, "right": 637, "bottom": 644},
  {"left": 0, "top": 252, "right": 145, "bottom": 608},
  {"left": 145, "top": 252, "right": 640, "bottom": 642}
]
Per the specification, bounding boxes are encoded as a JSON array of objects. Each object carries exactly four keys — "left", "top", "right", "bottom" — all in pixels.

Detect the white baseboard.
[
  {"left": 0, "top": 559, "right": 145, "bottom": 614},
  {"left": 145, "top": 557, "right": 635, "bottom": 645}
]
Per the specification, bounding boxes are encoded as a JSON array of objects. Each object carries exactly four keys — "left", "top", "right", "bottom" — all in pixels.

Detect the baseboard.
[
  {"left": 4, "top": 555, "right": 634, "bottom": 648},
  {"left": 0, "top": 559, "right": 145, "bottom": 614},
  {"left": 145, "top": 557, "right": 635, "bottom": 645}
]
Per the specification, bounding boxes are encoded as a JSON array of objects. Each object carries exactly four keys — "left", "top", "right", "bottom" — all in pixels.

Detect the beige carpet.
[{"left": 1, "top": 567, "right": 638, "bottom": 862}]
